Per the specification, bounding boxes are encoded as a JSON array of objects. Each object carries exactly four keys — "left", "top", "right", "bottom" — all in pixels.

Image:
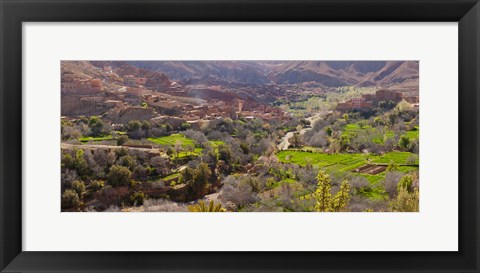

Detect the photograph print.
[{"left": 61, "top": 61, "right": 419, "bottom": 212}]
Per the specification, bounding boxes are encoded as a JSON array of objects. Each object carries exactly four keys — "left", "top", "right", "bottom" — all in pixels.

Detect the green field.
[
  {"left": 147, "top": 134, "right": 195, "bottom": 146},
  {"left": 79, "top": 135, "right": 113, "bottom": 142},
  {"left": 405, "top": 126, "right": 419, "bottom": 140},
  {"left": 277, "top": 150, "right": 419, "bottom": 191},
  {"left": 369, "top": 151, "right": 419, "bottom": 165},
  {"left": 147, "top": 134, "right": 224, "bottom": 159}
]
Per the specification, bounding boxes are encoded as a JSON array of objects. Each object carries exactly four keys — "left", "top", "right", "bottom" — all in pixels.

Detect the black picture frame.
[{"left": 1, "top": 0, "right": 479, "bottom": 272}]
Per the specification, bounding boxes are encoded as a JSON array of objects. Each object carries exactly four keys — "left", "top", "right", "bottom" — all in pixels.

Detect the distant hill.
[
  {"left": 126, "top": 61, "right": 272, "bottom": 85},
  {"left": 93, "top": 61, "right": 173, "bottom": 89},
  {"left": 269, "top": 61, "right": 418, "bottom": 88},
  {"left": 125, "top": 61, "right": 418, "bottom": 89}
]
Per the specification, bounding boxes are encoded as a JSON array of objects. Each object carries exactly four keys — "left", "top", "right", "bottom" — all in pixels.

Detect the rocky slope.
[{"left": 126, "top": 60, "right": 418, "bottom": 89}]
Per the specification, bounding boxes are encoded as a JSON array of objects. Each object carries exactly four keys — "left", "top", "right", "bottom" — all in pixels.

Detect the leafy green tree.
[
  {"left": 178, "top": 166, "right": 195, "bottom": 185},
  {"left": 386, "top": 161, "right": 399, "bottom": 172},
  {"left": 185, "top": 163, "right": 213, "bottom": 197},
  {"left": 164, "top": 123, "right": 173, "bottom": 132},
  {"left": 141, "top": 120, "right": 151, "bottom": 130},
  {"left": 62, "top": 149, "right": 89, "bottom": 177},
  {"left": 71, "top": 180, "right": 86, "bottom": 197},
  {"left": 107, "top": 165, "right": 131, "bottom": 187},
  {"left": 117, "top": 155, "right": 137, "bottom": 171},
  {"left": 397, "top": 175, "right": 413, "bottom": 193},
  {"left": 130, "top": 191, "right": 147, "bottom": 206},
  {"left": 325, "top": 126, "right": 333, "bottom": 136},
  {"left": 87, "top": 180, "right": 105, "bottom": 191},
  {"left": 61, "top": 189, "right": 80, "bottom": 209},
  {"left": 218, "top": 144, "right": 233, "bottom": 164},
  {"left": 127, "top": 120, "right": 142, "bottom": 132},
  {"left": 180, "top": 122, "right": 191, "bottom": 131},
  {"left": 166, "top": 147, "right": 174, "bottom": 158},
  {"left": 373, "top": 116, "right": 384, "bottom": 126},
  {"left": 398, "top": 135, "right": 411, "bottom": 151},
  {"left": 88, "top": 116, "right": 105, "bottom": 137},
  {"left": 116, "top": 135, "right": 129, "bottom": 146},
  {"left": 193, "top": 163, "right": 212, "bottom": 187}
]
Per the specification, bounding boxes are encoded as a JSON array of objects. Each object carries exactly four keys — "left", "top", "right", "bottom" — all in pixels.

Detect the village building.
[
  {"left": 126, "top": 87, "right": 145, "bottom": 97},
  {"left": 123, "top": 75, "right": 137, "bottom": 86},
  {"left": 61, "top": 72, "right": 104, "bottom": 94},
  {"left": 375, "top": 89, "right": 403, "bottom": 103},
  {"left": 336, "top": 89, "right": 406, "bottom": 112}
]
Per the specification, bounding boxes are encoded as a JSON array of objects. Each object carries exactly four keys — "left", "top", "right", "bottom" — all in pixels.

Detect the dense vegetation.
[{"left": 61, "top": 88, "right": 419, "bottom": 212}]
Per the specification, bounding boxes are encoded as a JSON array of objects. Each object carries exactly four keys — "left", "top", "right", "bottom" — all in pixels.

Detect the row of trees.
[{"left": 301, "top": 105, "right": 419, "bottom": 154}]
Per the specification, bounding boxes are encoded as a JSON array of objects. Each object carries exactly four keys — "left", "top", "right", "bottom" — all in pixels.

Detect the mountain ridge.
[{"left": 124, "top": 60, "right": 418, "bottom": 89}]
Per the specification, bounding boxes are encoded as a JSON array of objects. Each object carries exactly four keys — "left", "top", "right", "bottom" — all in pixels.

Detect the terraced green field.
[
  {"left": 277, "top": 150, "right": 419, "bottom": 184},
  {"left": 147, "top": 134, "right": 195, "bottom": 146},
  {"left": 148, "top": 134, "right": 224, "bottom": 159},
  {"left": 79, "top": 135, "right": 113, "bottom": 142}
]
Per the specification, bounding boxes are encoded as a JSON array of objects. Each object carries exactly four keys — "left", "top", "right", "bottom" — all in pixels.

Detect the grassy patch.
[
  {"left": 406, "top": 126, "right": 419, "bottom": 140},
  {"left": 161, "top": 172, "right": 181, "bottom": 181},
  {"left": 79, "top": 135, "right": 113, "bottom": 142},
  {"left": 369, "top": 151, "right": 419, "bottom": 165},
  {"left": 148, "top": 134, "right": 224, "bottom": 160},
  {"left": 277, "top": 150, "right": 419, "bottom": 199},
  {"left": 148, "top": 134, "right": 195, "bottom": 146}
]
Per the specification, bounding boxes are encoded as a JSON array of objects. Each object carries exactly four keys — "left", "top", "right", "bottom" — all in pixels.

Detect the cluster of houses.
[
  {"left": 61, "top": 72, "right": 104, "bottom": 94},
  {"left": 146, "top": 94, "right": 290, "bottom": 124},
  {"left": 62, "top": 68, "right": 291, "bottom": 128},
  {"left": 336, "top": 89, "right": 419, "bottom": 111}
]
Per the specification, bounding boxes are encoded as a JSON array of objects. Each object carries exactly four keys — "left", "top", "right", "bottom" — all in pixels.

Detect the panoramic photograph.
[{"left": 61, "top": 61, "right": 419, "bottom": 212}]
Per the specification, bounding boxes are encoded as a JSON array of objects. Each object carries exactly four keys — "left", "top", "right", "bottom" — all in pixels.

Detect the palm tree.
[{"left": 188, "top": 200, "right": 225, "bottom": 212}]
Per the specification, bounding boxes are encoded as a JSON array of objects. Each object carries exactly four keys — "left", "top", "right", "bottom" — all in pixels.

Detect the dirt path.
[{"left": 277, "top": 111, "right": 329, "bottom": 151}]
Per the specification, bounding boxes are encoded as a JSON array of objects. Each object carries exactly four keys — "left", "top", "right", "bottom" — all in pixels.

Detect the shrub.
[
  {"left": 132, "top": 165, "right": 149, "bottom": 181},
  {"left": 129, "top": 191, "right": 146, "bottom": 206},
  {"left": 398, "top": 135, "right": 411, "bottom": 151},
  {"left": 116, "top": 135, "right": 129, "bottom": 146},
  {"left": 71, "top": 180, "right": 86, "bottom": 196},
  {"left": 127, "top": 120, "right": 142, "bottom": 132},
  {"left": 350, "top": 176, "right": 370, "bottom": 194},
  {"left": 117, "top": 155, "right": 137, "bottom": 171},
  {"left": 88, "top": 116, "right": 105, "bottom": 137},
  {"left": 397, "top": 175, "right": 413, "bottom": 193},
  {"left": 107, "top": 165, "right": 132, "bottom": 187},
  {"left": 389, "top": 187, "right": 419, "bottom": 212},
  {"left": 88, "top": 180, "right": 105, "bottom": 191},
  {"left": 383, "top": 171, "right": 403, "bottom": 198},
  {"left": 61, "top": 189, "right": 80, "bottom": 209},
  {"left": 218, "top": 175, "right": 259, "bottom": 209},
  {"left": 188, "top": 200, "right": 225, "bottom": 212}
]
